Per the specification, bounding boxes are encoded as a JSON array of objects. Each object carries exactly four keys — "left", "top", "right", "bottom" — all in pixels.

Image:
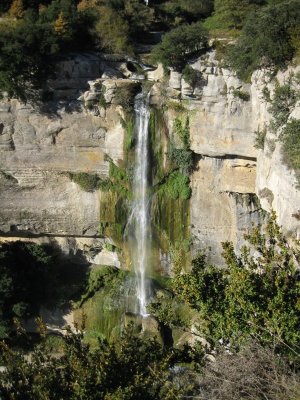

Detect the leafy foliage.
[
  {"left": 173, "top": 212, "right": 300, "bottom": 354},
  {"left": 0, "top": 325, "right": 193, "bottom": 400},
  {"left": 204, "top": 0, "right": 265, "bottom": 32},
  {"left": 226, "top": 0, "right": 300, "bottom": 80},
  {"left": 254, "top": 127, "right": 267, "bottom": 149},
  {"left": 151, "top": 21, "right": 208, "bottom": 71},
  {"left": 232, "top": 88, "right": 250, "bottom": 101},
  {"left": 159, "top": 171, "right": 191, "bottom": 200},
  {"left": 268, "top": 80, "right": 298, "bottom": 130}
]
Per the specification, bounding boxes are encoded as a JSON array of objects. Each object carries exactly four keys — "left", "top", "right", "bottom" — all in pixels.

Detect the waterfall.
[{"left": 127, "top": 92, "right": 151, "bottom": 317}]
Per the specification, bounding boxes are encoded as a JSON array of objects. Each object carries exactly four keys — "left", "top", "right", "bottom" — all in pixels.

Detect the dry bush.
[{"left": 198, "top": 342, "right": 300, "bottom": 400}]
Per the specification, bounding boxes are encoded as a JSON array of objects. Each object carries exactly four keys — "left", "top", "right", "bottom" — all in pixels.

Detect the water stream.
[{"left": 127, "top": 92, "right": 151, "bottom": 317}]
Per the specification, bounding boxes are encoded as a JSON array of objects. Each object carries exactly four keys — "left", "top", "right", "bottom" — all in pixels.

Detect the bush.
[
  {"left": 0, "top": 241, "right": 53, "bottom": 337},
  {"left": 281, "top": 119, "right": 300, "bottom": 183},
  {"left": 70, "top": 172, "right": 100, "bottom": 192},
  {"left": 168, "top": 145, "right": 193, "bottom": 174},
  {"left": 173, "top": 212, "right": 300, "bottom": 354},
  {"left": 254, "top": 127, "right": 267, "bottom": 149},
  {"left": 232, "top": 88, "right": 250, "bottom": 101},
  {"left": 268, "top": 81, "right": 298, "bottom": 130},
  {"left": 159, "top": 171, "right": 192, "bottom": 200},
  {"left": 114, "top": 84, "right": 140, "bottom": 113},
  {"left": 151, "top": 21, "right": 208, "bottom": 71}
]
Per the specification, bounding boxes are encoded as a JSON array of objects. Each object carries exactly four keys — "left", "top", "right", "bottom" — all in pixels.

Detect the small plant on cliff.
[
  {"left": 69, "top": 172, "right": 100, "bottom": 192},
  {"left": 114, "top": 84, "right": 140, "bottom": 114},
  {"left": 182, "top": 65, "right": 202, "bottom": 88},
  {"left": 232, "top": 89, "right": 250, "bottom": 101},
  {"left": 268, "top": 80, "right": 298, "bottom": 131},
  {"left": 281, "top": 118, "right": 300, "bottom": 185},
  {"left": 254, "top": 126, "right": 267, "bottom": 150}
]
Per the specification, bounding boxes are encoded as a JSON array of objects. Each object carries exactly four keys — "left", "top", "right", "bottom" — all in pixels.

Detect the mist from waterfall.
[{"left": 127, "top": 92, "right": 151, "bottom": 317}]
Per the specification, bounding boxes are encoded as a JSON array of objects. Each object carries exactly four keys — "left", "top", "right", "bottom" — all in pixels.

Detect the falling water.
[{"left": 127, "top": 92, "right": 151, "bottom": 317}]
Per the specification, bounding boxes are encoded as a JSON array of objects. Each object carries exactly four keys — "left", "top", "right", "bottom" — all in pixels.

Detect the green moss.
[
  {"left": 122, "top": 115, "right": 135, "bottom": 152},
  {"left": 74, "top": 266, "right": 135, "bottom": 344},
  {"left": 149, "top": 107, "right": 167, "bottom": 184},
  {"left": 152, "top": 190, "right": 190, "bottom": 246}
]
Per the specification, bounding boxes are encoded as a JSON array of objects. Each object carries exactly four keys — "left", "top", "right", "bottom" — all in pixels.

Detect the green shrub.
[
  {"left": 121, "top": 116, "right": 135, "bottom": 152},
  {"left": 173, "top": 116, "right": 190, "bottom": 148},
  {"left": 232, "top": 89, "right": 250, "bottom": 101},
  {"left": 281, "top": 119, "right": 300, "bottom": 183},
  {"left": 114, "top": 84, "right": 140, "bottom": 113},
  {"left": 159, "top": 171, "right": 192, "bottom": 200},
  {"left": 168, "top": 145, "right": 193, "bottom": 174},
  {"left": 268, "top": 81, "right": 298, "bottom": 130},
  {"left": 151, "top": 21, "right": 208, "bottom": 71},
  {"left": 70, "top": 172, "right": 100, "bottom": 192},
  {"left": 254, "top": 127, "right": 267, "bottom": 149},
  {"left": 98, "top": 92, "right": 107, "bottom": 109},
  {"left": 173, "top": 212, "right": 300, "bottom": 353}
]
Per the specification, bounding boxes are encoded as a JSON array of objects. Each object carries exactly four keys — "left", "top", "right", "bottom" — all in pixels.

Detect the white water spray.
[{"left": 128, "top": 92, "right": 151, "bottom": 317}]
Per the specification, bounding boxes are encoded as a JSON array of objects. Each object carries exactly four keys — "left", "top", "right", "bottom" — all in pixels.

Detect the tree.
[
  {"left": 225, "top": 0, "right": 300, "bottom": 80},
  {"left": 151, "top": 21, "right": 208, "bottom": 70},
  {"left": 172, "top": 212, "right": 300, "bottom": 354},
  {"left": 94, "top": 6, "right": 132, "bottom": 54}
]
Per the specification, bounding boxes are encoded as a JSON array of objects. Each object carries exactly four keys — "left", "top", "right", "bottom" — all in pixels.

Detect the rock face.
[
  {"left": 155, "top": 51, "right": 299, "bottom": 263},
  {"left": 0, "top": 50, "right": 299, "bottom": 266}
]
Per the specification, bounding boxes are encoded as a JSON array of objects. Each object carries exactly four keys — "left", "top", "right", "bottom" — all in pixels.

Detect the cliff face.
[{"left": 0, "top": 51, "right": 299, "bottom": 265}]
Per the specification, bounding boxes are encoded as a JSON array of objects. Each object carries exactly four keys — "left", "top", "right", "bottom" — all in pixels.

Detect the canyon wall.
[{"left": 0, "top": 51, "right": 299, "bottom": 266}]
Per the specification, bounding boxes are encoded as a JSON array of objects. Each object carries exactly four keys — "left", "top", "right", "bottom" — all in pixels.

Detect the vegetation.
[
  {"left": 0, "top": 241, "right": 88, "bottom": 339},
  {"left": 114, "top": 84, "right": 140, "bottom": 114},
  {"left": 171, "top": 212, "right": 300, "bottom": 354},
  {"left": 281, "top": 119, "right": 300, "bottom": 184},
  {"left": 226, "top": 1, "right": 300, "bottom": 80},
  {"left": 159, "top": 171, "right": 191, "bottom": 200},
  {"left": 151, "top": 21, "right": 208, "bottom": 71},
  {"left": 0, "top": 324, "right": 195, "bottom": 400},
  {"left": 268, "top": 79, "right": 298, "bottom": 131},
  {"left": 254, "top": 127, "right": 267, "bottom": 149},
  {"left": 0, "top": 242, "right": 52, "bottom": 337},
  {"left": 232, "top": 88, "right": 250, "bottom": 101},
  {"left": 69, "top": 172, "right": 101, "bottom": 192},
  {"left": 182, "top": 65, "right": 202, "bottom": 88}
]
